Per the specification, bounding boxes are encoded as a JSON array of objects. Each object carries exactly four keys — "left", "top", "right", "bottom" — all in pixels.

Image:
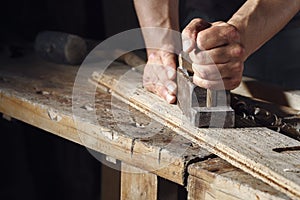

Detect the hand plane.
[{"left": 177, "top": 52, "right": 235, "bottom": 128}]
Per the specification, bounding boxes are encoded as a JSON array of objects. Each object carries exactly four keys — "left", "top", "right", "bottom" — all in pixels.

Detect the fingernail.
[
  {"left": 166, "top": 94, "right": 175, "bottom": 103},
  {"left": 182, "top": 39, "right": 192, "bottom": 52},
  {"left": 167, "top": 83, "right": 176, "bottom": 93},
  {"left": 148, "top": 53, "right": 155, "bottom": 59},
  {"left": 167, "top": 69, "right": 175, "bottom": 79}
]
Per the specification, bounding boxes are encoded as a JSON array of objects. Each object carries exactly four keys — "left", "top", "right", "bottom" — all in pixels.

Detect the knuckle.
[
  {"left": 182, "top": 27, "right": 191, "bottom": 36},
  {"left": 229, "top": 77, "right": 242, "bottom": 89},
  {"left": 182, "top": 27, "right": 197, "bottom": 39},
  {"left": 234, "top": 62, "right": 244, "bottom": 72},
  {"left": 191, "top": 18, "right": 203, "bottom": 24},
  {"left": 225, "top": 25, "right": 240, "bottom": 40},
  {"left": 196, "top": 32, "right": 206, "bottom": 49},
  {"left": 232, "top": 44, "right": 245, "bottom": 57},
  {"left": 202, "top": 80, "right": 212, "bottom": 89}
]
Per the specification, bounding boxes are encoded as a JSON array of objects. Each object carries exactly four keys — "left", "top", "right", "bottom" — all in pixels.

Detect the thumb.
[{"left": 182, "top": 18, "right": 211, "bottom": 52}]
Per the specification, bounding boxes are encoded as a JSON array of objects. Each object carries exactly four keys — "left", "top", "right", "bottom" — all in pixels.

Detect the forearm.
[
  {"left": 133, "top": 0, "right": 180, "bottom": 53},
  {"left": 133, "top": 0, "right": 179, "bottom": 29},
  {"left": 228, "top": 0, "right": 300, "bottom": 60}
]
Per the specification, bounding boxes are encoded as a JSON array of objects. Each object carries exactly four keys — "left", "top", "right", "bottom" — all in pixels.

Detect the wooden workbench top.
[
  {"left": 0, "top": 53, "right": 297, "bottom": 199},
  {"left": 0, "top": 53, "right": 210, "bottom": 185}
]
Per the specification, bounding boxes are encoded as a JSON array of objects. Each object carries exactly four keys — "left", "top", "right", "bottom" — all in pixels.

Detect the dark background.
[
  {"left": 0, "top": 0, "right": 139, "bottom": 43},
  {"left": 0, "top": 1, "right": 139, "bottom": 200}
]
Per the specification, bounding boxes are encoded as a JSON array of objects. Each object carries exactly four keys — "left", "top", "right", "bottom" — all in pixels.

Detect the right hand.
[
  {"left": 143, "top": 50, "right": 177, "bottom": 104},
  {"left": 182, "top": 18, "right": 245, "bottom": 90}
]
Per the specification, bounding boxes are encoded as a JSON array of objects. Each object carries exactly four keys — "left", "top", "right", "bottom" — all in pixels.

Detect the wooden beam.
[
  {"left": 187, "top": 158, "right": 290, "bottom": 200},
  {"left": 0, "top": 54, "right": 297, "bottom": 199},
  {"left": 121, "top": 163, "right": 157, "bottom": 200},
  {"left": 101, "top": 163, "right": 120, "bottom": 200},
  {"left": 91, "top": 64, "right": 300, "bottom": 199},
  {"left": 0, "top": 55, "right": 211, "bottom": 186}
]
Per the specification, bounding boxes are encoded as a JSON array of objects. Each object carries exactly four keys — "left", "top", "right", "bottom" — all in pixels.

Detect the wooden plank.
[
  {"left": 187, "top": 158, "right": 290, "bottom": 200},
  {"left": 0, "top": 54, "right": 297, "bottom": 199},
  {"left": 91, "top": 64, "right": 300, "bottom": 199},
  {"left": 0, "top": 54, "right": 211, "bottom": 186},
  {"left": 233, "top": 77, "right": 300, "bottom": 111},
  {"left": 101, "top": 163, "right": 120, "bottom": 200},
  {"left": 121, "top": 162, "right": 157, "bottom": 200}
]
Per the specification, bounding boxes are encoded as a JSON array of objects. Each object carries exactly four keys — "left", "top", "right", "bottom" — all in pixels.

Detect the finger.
[
  {"left": 143, "top": 80, "right": 156, "bottom": 92},
  {"left": 193, "top": 60, "right": 244, "bottom": 80},
  {"left": 192, "top": 63, "right": 221, "bottom": 80},
  {"left": 155, "top": 83, "right": 176, "bottom": 103},
  {"left": 182, "top": 18, "right": 211, "bottom": 52},
  {"left": 165, "top": 80, "right": 177, "bottom": 95},
  {"left": 143, "top": 54, "right": 162, "bottom": 92},
  {"left": 147, "top": 54, "right": 170, "bottom": 82},
  {"left": 197, "top": 24, "right": 240, "bottom": 50},
  {"left": 193, "top": 74, "right": 242, "bottom": 90},
  {"left": 222, "top": 77, "right": 242, "bottom": 90},
  {"left": 189, "top": 49, "right": 216, "bottom": 65},
  {"left": 190, "top": 44, "right": 244, "bottom": 65},
  {"left": 160, "top": 52, "right": 177, "bottom": 80},
  {"left": 160, "top": 52, "right": 177, "bottom": 69},
  {"left": 193, "top": 75, "right": 224, "bottom": 90}
]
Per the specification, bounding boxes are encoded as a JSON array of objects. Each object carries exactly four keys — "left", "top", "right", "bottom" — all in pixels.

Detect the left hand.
[{"left": 182, "top": 19, "right": 245, "bottom": 90}]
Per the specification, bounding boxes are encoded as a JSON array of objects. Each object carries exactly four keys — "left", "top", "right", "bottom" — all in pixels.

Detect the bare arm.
[
  {"left": 134, "top": 0, "right": 179, "bottom": 30},
  {"left": 228, "top": 0, "right": 300, "bottom": 59},
  {"left": 182, "top": 0, "right": 300, "bottom": 90},
  {"left": 133, "top": 0, "right": 180, "bottom": 103}
]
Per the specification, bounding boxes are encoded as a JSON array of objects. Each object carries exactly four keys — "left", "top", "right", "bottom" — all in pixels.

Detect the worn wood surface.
[
  {"left": 0, "top": 54, "right": 211, "bottom": 185},
  {"left": 187, "top": 158, "right": 290, "bottom": 200},
  {"left": 92, "top": 64, "right": 300, "bottom": 199},
  {"left": 121, "top": 162, "right": 157, "bottom": 200},
  {"left": 0, "top": 53, "right": 295, "bottom": 199}
]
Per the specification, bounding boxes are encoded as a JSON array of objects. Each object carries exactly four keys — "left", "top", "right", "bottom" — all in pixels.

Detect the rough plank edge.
[
  {"left": 0, "top": 90, "right": 187, "bottom": 185},
  {"left": 187, "top": 158, "right": 290, "bottom": 200},
  {"left": 92, "top": 72, "right": 300, "bottom": 200}
]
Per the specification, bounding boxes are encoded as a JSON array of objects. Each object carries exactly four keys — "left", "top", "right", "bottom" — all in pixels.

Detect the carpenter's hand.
[
  {"left": 182, "top": 19, "right": 245, "bottom": 90},
  {"left": 143, "top": 50, "right": 177, "bottom": 103}
]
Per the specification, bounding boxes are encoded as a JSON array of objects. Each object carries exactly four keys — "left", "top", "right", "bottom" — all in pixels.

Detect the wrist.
[
  {"left": 227, "top": 17, "right": 250, "bottom": 61},
  {"left": 143, "top": 29, "right": 182, "bottom": 56}
]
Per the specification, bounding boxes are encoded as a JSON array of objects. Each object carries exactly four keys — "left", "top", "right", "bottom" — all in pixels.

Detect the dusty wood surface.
[
  {"left": 233, "top": 77, "right": 300, "bottom": 111},
  {"left": 121, "top": 162, "right": 157, "bottom": 200},
  {"left": 0, "top": 54, "right": 210, "bottom": 185},
  {"left": 187, "top": 158, "right": 290, "bottom": 200},
  {"left": 0, "top": 53, "right": 295, "bottom": 200},
  {"left": 91, "top": 64, "right": 300, "bottom": 199}
]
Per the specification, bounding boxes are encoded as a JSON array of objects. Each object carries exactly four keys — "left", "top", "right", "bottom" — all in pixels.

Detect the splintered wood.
[
  {"left": 0, "top": 54, "right": 298, "bottom": 199},
  {"left": 91, "top": 64, "right": 300, "bottom": 200},
  {"left": 0, "top": 54, "right": 210, "bottom": 185}
]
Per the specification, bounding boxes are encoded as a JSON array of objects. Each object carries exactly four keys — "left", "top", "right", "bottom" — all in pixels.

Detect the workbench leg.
[
  {"left": 101, "top": 164, "right": 120, "bottom": 200},
  {"left": 187, "top": 175, "right": 209, "bottom": 200},
  {"left": 187, "top": 175, "right": 240, "bottom": 200},
  {"left": 120, "top": 162, "right": 158, "bottom": 200}
]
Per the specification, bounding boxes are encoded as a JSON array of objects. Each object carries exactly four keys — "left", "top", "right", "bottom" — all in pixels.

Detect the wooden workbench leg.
[
  {"left": 187, "top": 175, "right": 212, "bottom": 200},
  {"left": 120, "top": 162, "right": 158, "bottom": 200}
]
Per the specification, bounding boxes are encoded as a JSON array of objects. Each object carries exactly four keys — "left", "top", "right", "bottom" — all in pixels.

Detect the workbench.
[{"left": 0, "top": 53, "right": 299, "bottom": 200}]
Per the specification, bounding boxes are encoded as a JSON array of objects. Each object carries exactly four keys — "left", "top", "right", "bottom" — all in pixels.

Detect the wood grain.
[
  {"left": 0, "top": 54, "right": 296, "bottom": 199},
  {"left": 187, "top": 158, "right": 290, "bottom": 200},
  {"left": 0, "top": 54, "right": 210, "bottom": 186},
  {"left": 92, "top": 64, "right": 300, "bottom": 200},
  {"left": 121, "top": 163, "right": 157, "bottom": 200}
]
